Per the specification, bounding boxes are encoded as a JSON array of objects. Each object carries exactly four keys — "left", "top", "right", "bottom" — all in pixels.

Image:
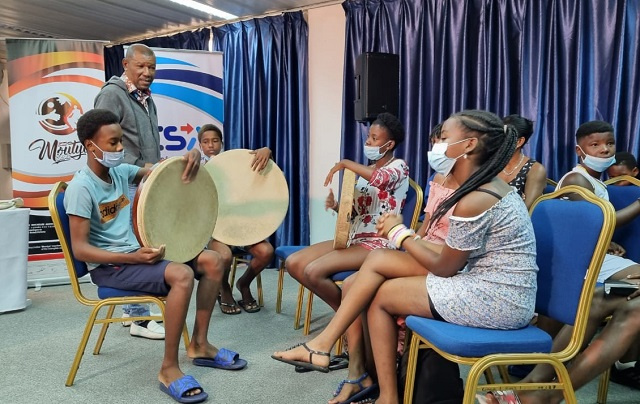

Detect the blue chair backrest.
[
  {"left": 403, "top": 180, "right": 417, "bottom": 229},
  {"left": 607, "top": 185, "right": 640, "bottom": 262},
  {"left": 543, "top": 183, "right": 556, "bottom": 194},
  {"left": 531, "top": 198, "right": 604, "bottom": 325},
  {"left": 55, "top": 190, "right": 89, "bottom": 278}
]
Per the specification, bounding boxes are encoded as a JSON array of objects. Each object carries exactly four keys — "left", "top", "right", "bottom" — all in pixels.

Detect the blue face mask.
[
  {"left": 577, "top": 146, "right": 615, "bottom": 173},
  {"left": 427, "top": 139, "right": 468, "bottom": 176},
  {"left": 90, "top": 141, "right": 124, "bottom": 168},
  {"left": 363, "top": 141, "right": 392, "bottom": 161}
]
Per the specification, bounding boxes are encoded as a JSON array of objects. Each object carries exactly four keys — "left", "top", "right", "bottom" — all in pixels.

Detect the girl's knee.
[
  {"left": 286, "top": 255, "right": 303, "bottom": 278},
  {"left": 304, "top": 261, "right": 327, "bottom": 285}
]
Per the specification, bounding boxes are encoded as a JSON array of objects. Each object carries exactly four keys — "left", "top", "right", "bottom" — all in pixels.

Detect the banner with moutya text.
[{"left": 6, "top": 38, "right": 105, "bottom": 284}]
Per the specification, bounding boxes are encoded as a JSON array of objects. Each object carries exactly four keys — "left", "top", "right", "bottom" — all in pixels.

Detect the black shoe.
[
  {"left": 507, "top": 364, "right": 534, "bottom": 379},
  {"left": 610, "top": 364, "right": 640, "bottom": 390}
]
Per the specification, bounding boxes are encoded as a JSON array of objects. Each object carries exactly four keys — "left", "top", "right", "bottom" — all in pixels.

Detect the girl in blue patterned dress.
[{"left": 273, "top": 110, "right": 538, "bottom": 404}]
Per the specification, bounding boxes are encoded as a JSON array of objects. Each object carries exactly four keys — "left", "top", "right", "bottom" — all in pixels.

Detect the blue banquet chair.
[{"left": 403, "top": 185, "right": 615, "bottom": 404}]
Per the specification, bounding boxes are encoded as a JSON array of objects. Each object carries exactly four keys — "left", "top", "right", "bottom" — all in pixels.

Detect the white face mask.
[
  {"left": 577, "top": 146, "right": 615, "bottom": 173},
  {"left": 90, "top": 141, "right": 124, "bottom": 168},
  {"left": 427, "top": 139, "right": 468, "bottom": 176},
  {"left": 363, "top": 141, "right": 391, "bottom": 161}
]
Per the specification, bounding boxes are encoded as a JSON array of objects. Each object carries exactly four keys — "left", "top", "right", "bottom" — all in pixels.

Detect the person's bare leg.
[
  {"left": 187, "top": 250, "right": 225, "bottom": 359},
  {"left": 286, "top": 241, "right": 370, "bottom": 311},
  {"left": 236, "top": 241, "right": 274, "bottom": 306},
  {"left": 286, "top": 241, "right": 335, "bottom": 283},
  {"left": 301, "top": 245, "right": 370, "bottom": 310},
  {"left": 273, "top": 249, "right": 427, "bottom": 366},
  {"left": 487, "top": 298, "right": 640, "bottom": 404},
  {"left": 329, "top": 273, "right": 375, "bottom": 404},
  {"left": 208, "top": 240, "right": 238, "bottom": 314},
  {"left": 158, "top": 263, "right": 197, "bottom": 393},
  {"left": 367, "top": 277, "right": 435, "bottom": 404}
]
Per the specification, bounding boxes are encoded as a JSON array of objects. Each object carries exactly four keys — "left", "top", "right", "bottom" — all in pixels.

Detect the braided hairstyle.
[{"left": 429, "top": 110, "right": 518, "bottom": 227}]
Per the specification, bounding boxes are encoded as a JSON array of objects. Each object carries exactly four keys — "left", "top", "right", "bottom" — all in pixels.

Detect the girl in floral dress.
[{"left": 286, "top": 113, "right": 409, "bottom": 314}]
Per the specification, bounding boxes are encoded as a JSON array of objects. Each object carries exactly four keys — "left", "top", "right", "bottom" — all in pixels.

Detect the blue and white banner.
[{"left": 148, "top": 48, "right": 224, "bottom": 158}]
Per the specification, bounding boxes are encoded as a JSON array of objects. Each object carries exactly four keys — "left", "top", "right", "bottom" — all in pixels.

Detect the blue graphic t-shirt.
[{"left": 64, "top": 164, "right": 140, "bottom": 269}]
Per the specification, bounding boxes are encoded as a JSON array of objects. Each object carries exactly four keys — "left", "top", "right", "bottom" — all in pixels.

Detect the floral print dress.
[{"left": 348, "top": 158, "right": 409, "bottom": 250}]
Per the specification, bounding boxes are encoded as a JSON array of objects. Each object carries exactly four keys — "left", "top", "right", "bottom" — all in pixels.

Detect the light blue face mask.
[
  {"left": 427, "top": 138, "right": 468, "bottom": 176},
  {"left": 577, "top": 146, "right": 615, "bottom": 173},
  {"left": 91, "top": 141, "right": 124, "bottom": 168},
  {"left": 363, "top": 141, "right": 392, "bottom": 161}
]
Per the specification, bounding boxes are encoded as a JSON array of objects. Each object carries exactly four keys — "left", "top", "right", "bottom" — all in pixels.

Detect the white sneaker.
[
  {"left": 122, "top": 313, "right": 132, "bottom": 327},
  {"left": 130, "top": 320, "right": 165, "bottom": 340}
]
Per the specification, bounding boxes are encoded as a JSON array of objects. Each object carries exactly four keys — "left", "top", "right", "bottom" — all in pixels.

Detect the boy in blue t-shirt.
[{"left": 65, "top": 109, "right": 246, "bottom": 403}]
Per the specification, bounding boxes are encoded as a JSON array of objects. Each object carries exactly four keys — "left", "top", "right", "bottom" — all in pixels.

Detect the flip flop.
[
  {"left": 217, "top": 295, "right": 241, "bottom": 315},
  {"left": 158, "top": 375, "right": 208, "bottom": 403},
  {"left": 237, "top": 299, "right": 260, "bottom": 313},
  {"left": 271, "top": 342, "right": 330, "bottom": 373},
  {"left": 193, "top": 347, "right": 248, "bottom": 370},
  {"left": 333, "top": 372, "right": 379, "bottom": 404}
]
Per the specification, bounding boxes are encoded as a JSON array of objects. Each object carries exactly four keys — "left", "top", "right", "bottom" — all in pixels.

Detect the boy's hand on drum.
[
  {"left": 324, "top": 160, "right": 345, "bottom": 186},
  {"left": 135, "top": 245, "right": 165, "bottom": 264},
  {"left": 250, "top": 147, "right": 271, "bottom": 172},
  {"left": 182, "top": 149, "right": 201, "bottom": 183},
  {"left": 376, "top": 212, "right": 403, "bottom": 237},
  {"left": 325, "top": 189, "right": 338, "bottom": 211}
]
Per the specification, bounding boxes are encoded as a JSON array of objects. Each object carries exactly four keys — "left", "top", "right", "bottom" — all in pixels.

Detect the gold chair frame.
[
  {"left": 48, "top": 182, "right": 190, "bottom": 386},
  {"left": 604, "top": 174, "right": 640, "bottom": 186},
  {"left": 403, "top": 186, "right": 615, "bottom": 404}
]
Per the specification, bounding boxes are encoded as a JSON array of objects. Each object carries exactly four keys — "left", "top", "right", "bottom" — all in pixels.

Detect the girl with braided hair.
[{"left": 272, "top": 110, "right": 539, "bottom": 404}]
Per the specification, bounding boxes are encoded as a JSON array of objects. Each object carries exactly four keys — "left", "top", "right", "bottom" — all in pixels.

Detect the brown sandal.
[{"left": 271, "top": 342, "right": 330, "bottom": 373}]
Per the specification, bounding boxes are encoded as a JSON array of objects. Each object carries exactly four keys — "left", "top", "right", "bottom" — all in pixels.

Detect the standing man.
[{"left": 95, "top": 43, "right": 200, "bottom": 340}]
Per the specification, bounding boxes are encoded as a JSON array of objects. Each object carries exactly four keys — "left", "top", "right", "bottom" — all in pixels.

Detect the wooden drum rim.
[{"left": 333, "top": 168, "right": 357, "bottom": 250}]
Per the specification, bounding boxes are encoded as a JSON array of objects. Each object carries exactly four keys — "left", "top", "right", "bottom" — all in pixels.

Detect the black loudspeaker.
[{"left": 354, "top": 52, "right": 399, "bottom": 122}]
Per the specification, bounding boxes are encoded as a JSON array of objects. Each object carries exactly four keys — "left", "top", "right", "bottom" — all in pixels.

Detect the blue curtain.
[
  {"left": 103, "top": 28, "right": 211, "bottom": 78},
  {"left": 212, "top": 12, "right": 310, "bottom": 247},
  {"left": 341, "top": 0, "right": 640, "bottom": 184}
]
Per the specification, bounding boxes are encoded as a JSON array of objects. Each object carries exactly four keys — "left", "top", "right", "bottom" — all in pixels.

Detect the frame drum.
[
  {"left": 133, "top": 157, "right": 218, "bottom": 263},
  {"left": 333, "top": 169, "right": 357, "bottom": 249},
  {"left": 204, "top": 149, "right": 289, "bottom": 246}
]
